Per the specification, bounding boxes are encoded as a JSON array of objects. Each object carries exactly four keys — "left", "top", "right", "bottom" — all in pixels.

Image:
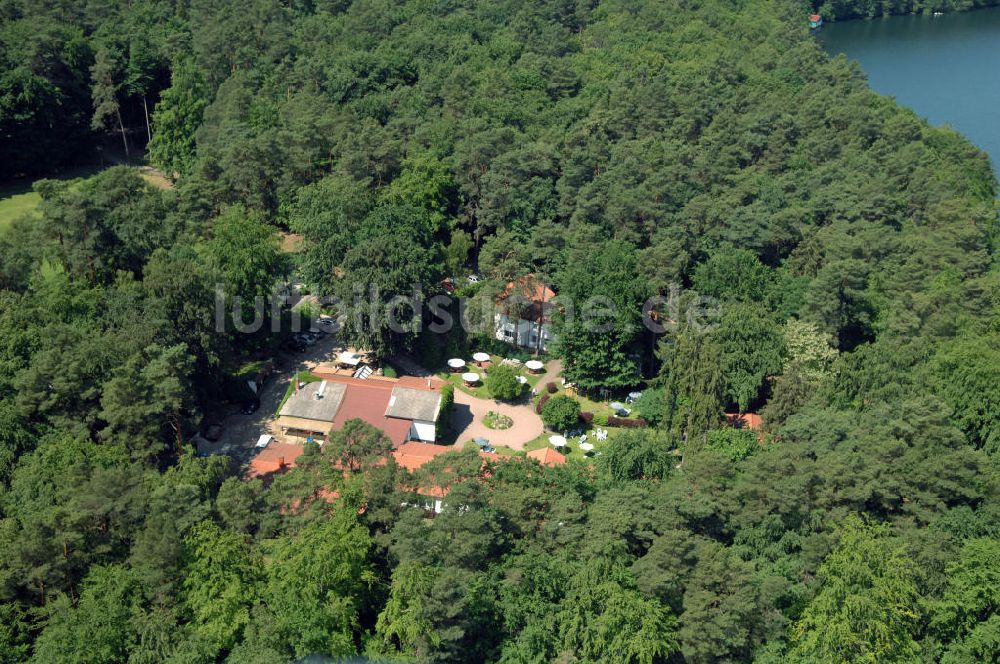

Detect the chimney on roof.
[
  {"left": 315, "top": 380, "right": 327, "bottom": 400},
  {"left": 278, "top": 456, "right": 285, "bottom": 468}
]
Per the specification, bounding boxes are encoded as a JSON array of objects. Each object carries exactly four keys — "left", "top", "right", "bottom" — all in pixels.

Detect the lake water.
[{"left": 819, "top": 8, "right": 1000, "bottom": 168}]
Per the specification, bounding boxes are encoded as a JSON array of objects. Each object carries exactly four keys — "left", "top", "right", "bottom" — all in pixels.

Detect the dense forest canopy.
[{"left": 1, "top": 0, "right": 1000, "bottom": 662}]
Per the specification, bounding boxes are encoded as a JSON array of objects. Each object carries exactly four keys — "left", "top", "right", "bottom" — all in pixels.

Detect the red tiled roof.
[
  {"left": 308, "top": 373, "right": 442, "bottom": 447},
  {"left": 245, "top": 442, "right": 305, "bottom": 481},
  {"left": 725, "top": 413, "right": 763, "bottom": 431},
  {"left": 809, "top": 14, "right": 822, "bottom": 21},
  {"left": 393, "top": 441, "right": 454, "bottom": 471},
  {"left": 527, "top": 447, "right": 567, "bottom": 466},
  {"left": 502, "top": 277, "right": 555, "bottom": 303},
  {"left": 499, "top": 276, "right": 556, "bottom": 323},
  {"left": 392, "top": 442, "right": 503, "bottom": 498},
  {"left": 397, "top": 374, "right": 446, "bottom": 390}
]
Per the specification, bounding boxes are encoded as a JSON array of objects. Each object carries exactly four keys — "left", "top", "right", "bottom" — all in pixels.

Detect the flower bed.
[{"left": 483, "top": 410, "right": 514, "bottom": 430}]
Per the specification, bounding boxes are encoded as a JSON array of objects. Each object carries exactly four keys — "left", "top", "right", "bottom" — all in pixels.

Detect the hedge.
[
  {"left": 438, "top": 383, "right": 455, "bottom": 437},
  {"left": 607, "top": 416, "right": 648, "bottom": 428},
  {"left": 535, "top": 393, "right": 550, "bottom": 414}
]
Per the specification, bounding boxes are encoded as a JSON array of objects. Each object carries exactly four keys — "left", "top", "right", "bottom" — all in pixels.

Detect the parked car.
[
  {"left": 283, "top": 338, "right": 306, "bottom": 353},
  {"left": 295, "top": 332, "right": 318, "bottom": 346},
  {"left": 313, "top": 315, "right": 337, "bottom": 334},
  {"left": 241, "top": 399, "right": 260, "bottom": 415}
]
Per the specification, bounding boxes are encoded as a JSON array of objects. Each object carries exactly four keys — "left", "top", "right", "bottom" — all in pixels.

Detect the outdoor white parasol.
[
  {"left": 461, "top": 372, "right": 481, "bottom": 384},
  {"left": 525, "top": 359, "right": 544, "bottom": 372},
  {"left": 447, "top": 358, "right": 466, "bottom": 370},
  {"left": 579, "top": 442, "right": 595, "bottom": 453},
  {"left": 549, "top": 435, "right": 567, "bottom": 448},
  {"left": 472, "top": 352, "right": 490, "bottom": 363}
]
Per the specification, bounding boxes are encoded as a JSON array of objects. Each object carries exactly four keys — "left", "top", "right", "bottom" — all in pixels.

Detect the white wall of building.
[
  {"left": 495, "top": 313, "right": 553, "bottom": 351},
  {"left": 410, "top": 420, "right": 437, "bottom": 443}
]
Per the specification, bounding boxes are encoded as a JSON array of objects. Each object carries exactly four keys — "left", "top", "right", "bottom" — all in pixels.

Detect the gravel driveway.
[{"left": 196, "top": 333, "right": 345, "bottom": 465}]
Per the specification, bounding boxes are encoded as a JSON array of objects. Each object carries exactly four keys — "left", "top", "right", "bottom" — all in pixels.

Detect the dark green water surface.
[{"left": 820, "top": 8, "right": 1000, "bottom": 167}]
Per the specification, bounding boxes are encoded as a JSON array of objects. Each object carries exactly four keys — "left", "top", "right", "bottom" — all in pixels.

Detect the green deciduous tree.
[
  {"left": 541, "top": 394, "right": 581, "bottom": 431},
  {"left": 659, "top": 330, "right": 726, "bottom": 443},
  {"left": 375, "top": 560, "right": 442, "bottom": 658},
  {"left": 486, "top": 363, "right": 521, "bottom": 401},
  {"left": 99, "top": 343, "right": 195, "bottom": 458},
  {"left": 261, "top": 510, "right": 375, "bottom": 659},
  {"left": 600, "top": 429, "right": 674, "bottom": 482},
  {"left": 692, "top": 247, "right": 773, "bottom": 303},
  {"left": 705, "top": 427, "right": 759, "bottom": 462},
  {"left": 206, "top": 204, "right": 284, "bottom": 305},
  {"left": 30, "top": 564, "right": 140, "bottom": 663},
  {"left": 932, "top": 334, "right": 1000, "bottom": 454},
  {"left": 334, "top": 204, "right": 441, "bottom": 359},
  {"left": 555, "top": 238, "right": 649, "bottom": 391},
  {"left": 180, "top": 520, "right": 260, "bottom": 655},
  {"left": 789, "top": 516, "right": 921, "bottom": 663},
  {"left": 714, "top": 302, "right": 785, "bottom": 412},
  {"left": 783, "top": 318, "right": 838, "bottom": 380},
  {"left": 148, "top": 59, "right": 208, "bottom": 176},
  {"left": 933, "top": 537, "right": 1000, "bottom": 663},
  {"left": 557, "top": 560, "right": 680, "bottom": 664}
]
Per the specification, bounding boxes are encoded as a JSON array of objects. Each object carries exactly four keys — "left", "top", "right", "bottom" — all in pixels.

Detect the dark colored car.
[
  {"left": 241, "top": 399, "right": 260, "bottom": 415},
  {"left": 284, "top": 338, "right": 306, "bottom": 353}
]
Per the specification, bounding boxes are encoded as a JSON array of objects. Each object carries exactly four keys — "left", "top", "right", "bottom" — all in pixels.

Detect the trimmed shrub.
[
  {"left": 535, "top": 393, "right": 550, "bottom": 414},
  {"left": 486, "top": 363, "right": 521, "bottom": 401},
  {"left": 546, "top": 381, "right": 558, "bottom": 394},
  {"left": 633, "top": 388, "right": 665, "bottom": 427},
  {"left": 541, "top": 395, "right": 581, "bottom": 431},
  {"left": 579, "top": 411, "right": 594, "bottom": 425},
  {"left": 594, "top": 411, "right": 609, "bottom": 427},
  {"left": 607, "top": 416, "right": 648, "bottom": 428}
]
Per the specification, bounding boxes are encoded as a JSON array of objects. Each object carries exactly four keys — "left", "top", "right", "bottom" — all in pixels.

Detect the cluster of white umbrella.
[{"left": 548, "top": 435, "right": 595, "bottom": 454}]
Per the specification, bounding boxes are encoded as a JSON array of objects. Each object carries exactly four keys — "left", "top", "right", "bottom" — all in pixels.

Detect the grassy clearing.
[
  {"left": 0, "top": 164, "right": 164, "bottom": 234},
  {"left": 0, "top": 188, "right": 41, "bottom": 231},
  {"left": 138, "top": 170, "right": 173, "bottom": 190}
]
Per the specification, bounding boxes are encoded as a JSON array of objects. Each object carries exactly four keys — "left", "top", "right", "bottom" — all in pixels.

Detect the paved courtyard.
[{"left": 449, "top": 381, "right": 546, "bottom": 451}]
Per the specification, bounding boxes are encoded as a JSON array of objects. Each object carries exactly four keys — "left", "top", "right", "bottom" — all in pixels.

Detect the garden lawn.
[
  {"left": 0, "top": 165, "right": 105, "bottom": 233},
  {"left": 524, "top": 386, "right": 650, "bottom": 463},
  {"left": 0, "top": 188, "right": 40, "bottom": 232},
  {"left": 437, "top": 354, "right": 535, "bottom": 400}
]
